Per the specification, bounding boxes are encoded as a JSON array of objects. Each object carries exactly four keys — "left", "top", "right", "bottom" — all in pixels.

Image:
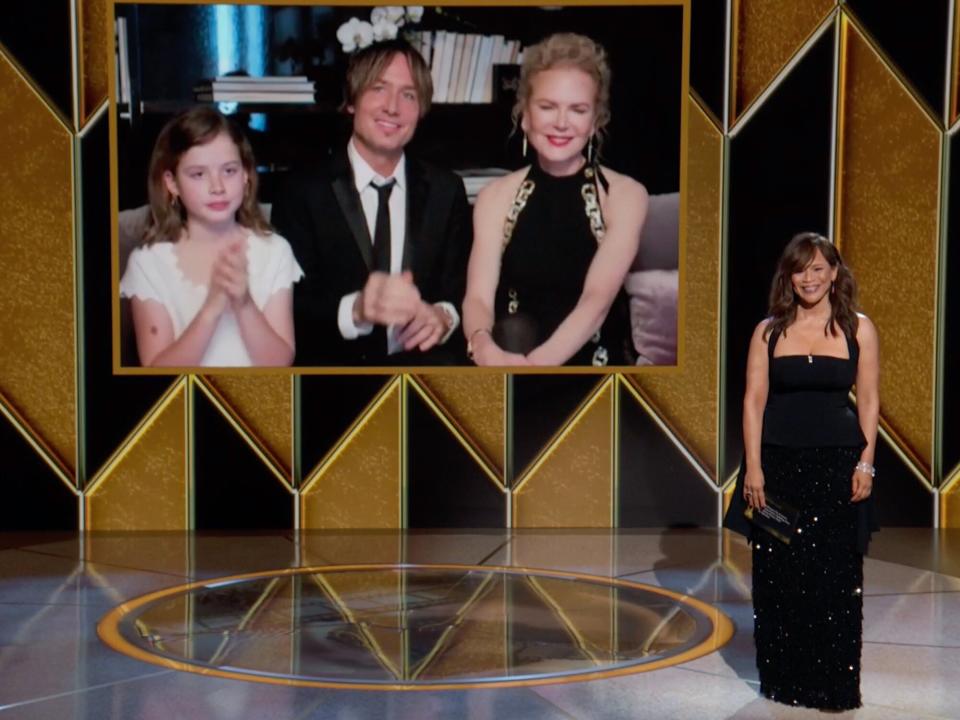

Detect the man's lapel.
[
  {"left": 330, "top": 150, "right": 374, "bottom": 270},
  {"left": 404, "top": 157, "right": 429, "bottom": 273}
]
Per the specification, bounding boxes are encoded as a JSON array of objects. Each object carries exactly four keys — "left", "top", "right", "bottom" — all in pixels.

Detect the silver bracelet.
[{"left": 855, "top": 461, "right": 875, "bottom": 477}]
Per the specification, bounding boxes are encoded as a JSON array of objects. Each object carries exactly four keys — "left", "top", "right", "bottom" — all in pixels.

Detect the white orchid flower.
[
  {"left": 405, "top": 6, "right": 424, "bottom": 23},
  {"left": 384, "top": 6, "right": 406, "bottom": 24},
  {"left": 337, "top": 17, "right": 374, "bottom": 53},
  {"left": 372, "top": 18, "right": 399, "bottom": 42},
  {"left": 370, "top": 6, "right": 387, "bottom": 25}
]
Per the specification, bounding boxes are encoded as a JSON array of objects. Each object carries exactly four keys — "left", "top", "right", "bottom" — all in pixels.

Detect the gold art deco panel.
[
  {"left": 416, "top": 373, "right": 505, "bottom": 476},
  {"left": 300, "top": 379, "right": 402, "bottom": 529},
  {"left": 0, "top": 53, "right": 77, "bottom": 477},
  {"left": 836, "top": 18, "right": 940, "bottom": 474},
  {"left": 204, "top": 375, "right": 293, "bottom": 477},
  {"left": 940, "top": 471, "right": 960, "bottom": 528},
  {"left": 952, "top": 0, "right": 960, "bottom": 126},
  {"left": 79, "top": 0, "right": 109, "bottom": 125},
  {"left": 85, "top": 381, "right": 189, "bottom": 530},
  {"left": 632, "top": 96, "right": 722, "bottom": 479},
  {"left": 732, "top": 0, "right": 836, "bottom": 121},
  {"left": 512, "top": 379, "right": 614, "bottom": 528}
]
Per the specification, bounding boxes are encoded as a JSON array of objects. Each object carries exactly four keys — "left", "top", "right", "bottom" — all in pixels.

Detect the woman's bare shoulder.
[
  {"left": 855, "top": 312, "right": 877, "bottom": 340},
  {"left": 599, "top": 166, "right": 648, "bottom": 200},
  {"left": 475, "top": 167, "right": 530, "bottom": 208},
  {"left": 753, "top": 317, "right": 773, "bottom": 342}
]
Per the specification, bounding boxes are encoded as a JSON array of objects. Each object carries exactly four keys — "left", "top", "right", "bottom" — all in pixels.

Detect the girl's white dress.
[{"left": 120, "top": 231, "right": 303, "bottom": 366}]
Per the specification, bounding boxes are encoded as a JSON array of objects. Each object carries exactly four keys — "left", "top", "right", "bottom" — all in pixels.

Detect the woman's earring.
[
  {"left": 831, "top": 281, "right": 835, "bottom": 295},
  {"left": 170, "top": 194, "right": 180, "bottom": 210},
  {"left": 587, "top": 135, "right": 595, "bottom": 165},
  {"left": 522, "top": 133, "right": 528, "bottom": 158}
]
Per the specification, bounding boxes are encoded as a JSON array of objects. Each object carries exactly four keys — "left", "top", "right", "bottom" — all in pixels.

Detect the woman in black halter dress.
[
  {"left": 491, "top": 160, "right": 635, "bottom": 365},
  {"left": 735, "top": 232, "right": 880, "bottom": 710},
  {"left": 462, "top": 33, "right": 648, "bottom": 366}
]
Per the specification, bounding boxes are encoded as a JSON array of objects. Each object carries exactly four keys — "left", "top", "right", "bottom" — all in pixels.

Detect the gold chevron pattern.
[
  {"left": 0, "top": 48, "right": 77, "bottom": 479},
  {"left": 732, "top": 0, "right": 836, "bottom": 123},
  {"left": 835, "top": 15, "right": 941, "bottom": 479},
  {"left": 1, "top": 0, "right": 957, "bottom": 529}
]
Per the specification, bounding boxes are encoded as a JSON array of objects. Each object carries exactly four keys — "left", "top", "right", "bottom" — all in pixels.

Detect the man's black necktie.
[{"left": 372, "top": 179, "right": 396, "bottom": 273}]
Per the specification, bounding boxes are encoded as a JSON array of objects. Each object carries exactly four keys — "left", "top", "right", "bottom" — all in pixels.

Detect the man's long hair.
[{"left": 342, "top": 39, "right": 433, "bottom": 118}]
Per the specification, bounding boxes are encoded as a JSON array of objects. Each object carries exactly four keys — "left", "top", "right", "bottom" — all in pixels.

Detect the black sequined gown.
[
  {"left": 494, "top": 161, "right": 632, "bottom": 366},
  {"left": 752, "top": 329, "right": 869, "bottom": 710}
]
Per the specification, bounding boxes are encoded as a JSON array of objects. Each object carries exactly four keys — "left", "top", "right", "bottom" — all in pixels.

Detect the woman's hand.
[
  {"left": 851, "top": 466, "right": 873, "bottom": 502},
  {"left": 744, "top": 466, "right": 766, "bottom": 510},
  {"left": 212, "top": 240, "right": 251, "bottom": 309},
  {"left": 200, "top": 277, "right": 229, "bottom": 320},
  {"left": 742, "top": 321, "right": 770, "bottom": 513},
  {"left": 853, "top": 315, "right": 879, "bottom": 504},
  {"left": 470, "top": 332, "right": 529, "bottom": 366}
]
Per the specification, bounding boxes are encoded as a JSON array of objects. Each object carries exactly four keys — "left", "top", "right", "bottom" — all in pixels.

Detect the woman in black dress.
[
  {"left": 741, "top": 232, "right": 879, "bottom": 710},
  {"left": 462, "top": 33, "right": 648, "bottom": 366}
]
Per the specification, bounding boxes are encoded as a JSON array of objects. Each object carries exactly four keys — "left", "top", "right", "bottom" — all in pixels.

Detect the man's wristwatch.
[{"left": 437, "top": 304, "right": 455, "bottom": 333}]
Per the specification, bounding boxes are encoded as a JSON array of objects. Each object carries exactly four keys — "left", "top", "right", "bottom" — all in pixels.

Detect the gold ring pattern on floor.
[{"left": 98, "top": 563, "right": 734, "bottom": 691}]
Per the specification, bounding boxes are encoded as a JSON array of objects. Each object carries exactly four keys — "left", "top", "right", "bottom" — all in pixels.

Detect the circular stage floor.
[{"left": 99, "top": 563, "right": 733, "bottom": 690}]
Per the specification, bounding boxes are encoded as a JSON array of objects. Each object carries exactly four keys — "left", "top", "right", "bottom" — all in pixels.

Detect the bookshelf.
[{"left": 115, "top": 4, "right": 682, "bottom": 209}]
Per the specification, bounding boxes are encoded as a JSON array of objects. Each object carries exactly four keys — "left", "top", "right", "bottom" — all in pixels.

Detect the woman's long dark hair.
[{"left": 764, "top": 232, "right": 859, "bottom": 341}]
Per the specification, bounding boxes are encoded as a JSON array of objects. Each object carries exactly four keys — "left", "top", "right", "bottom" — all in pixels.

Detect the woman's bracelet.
[
  {"left": 855, "top": 461, "right": 875, "bottom": 477},
  {"left": 466, "top": 328, "right": 492, "bottom": 359}
]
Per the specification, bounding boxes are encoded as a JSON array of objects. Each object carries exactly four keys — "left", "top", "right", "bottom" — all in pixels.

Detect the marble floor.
[{"left": 0, "top": 528, "right": 958, "bottom": 719}]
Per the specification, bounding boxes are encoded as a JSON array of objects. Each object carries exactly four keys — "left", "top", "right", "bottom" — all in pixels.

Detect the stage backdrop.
[{"left": 1, "top": 0, "right": 955, "bottom": 531}]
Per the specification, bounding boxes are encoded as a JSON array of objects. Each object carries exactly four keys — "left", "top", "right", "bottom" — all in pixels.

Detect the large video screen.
[{"left": 111, "top": 1, "right": 686, "bottom": 372}]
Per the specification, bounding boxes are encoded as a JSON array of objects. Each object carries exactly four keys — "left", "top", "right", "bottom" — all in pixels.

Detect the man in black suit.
[{"left": 271, "top": 39, "right": 471, "bottom": 366}]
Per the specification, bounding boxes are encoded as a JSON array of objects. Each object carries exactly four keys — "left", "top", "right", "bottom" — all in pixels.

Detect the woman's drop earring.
[
  {"left": 522, "top": 133, "right": 528, "bottom": 158},
  {"left": 587, "top": 135, "right": 595, "bottom": 165}
]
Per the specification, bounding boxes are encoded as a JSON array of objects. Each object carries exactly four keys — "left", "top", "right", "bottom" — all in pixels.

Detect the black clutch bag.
[
  {"left": 492, "top": 313, "right": 539, "bottom": 355},
  {"left": 744, "top": 492, "right": 800, "bottom": 544},
  {"left": 722, "top": 457, "right": 799, "bottom": 545}
]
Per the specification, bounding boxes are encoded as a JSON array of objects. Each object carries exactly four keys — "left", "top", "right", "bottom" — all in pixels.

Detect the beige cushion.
[
  {"left": 626, "top": 192, "right": 679, "bottom": 365},
  {"left": 117, "top": 203, "right": 273, "bottom": 275}
]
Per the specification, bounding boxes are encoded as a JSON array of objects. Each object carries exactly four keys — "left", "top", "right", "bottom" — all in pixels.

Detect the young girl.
[{"left": 120, "top": 106, "right": 302, "bottom": 367}]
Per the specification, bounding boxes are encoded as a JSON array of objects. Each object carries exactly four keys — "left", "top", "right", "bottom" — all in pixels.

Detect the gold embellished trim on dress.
[
  {"left": 497, "top": 164, "right": 612, "bottom": 366},
  {"left": 502, "top": 179, "right": 536, "bottom": 250},
  {"left": 581, "top": 181, "right": 605, "bottom": 243}
]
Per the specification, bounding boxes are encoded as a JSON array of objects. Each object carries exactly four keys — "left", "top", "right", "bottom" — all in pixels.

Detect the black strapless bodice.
[{"left": 762, "top": 329, "right": 866, "bottom": 448}]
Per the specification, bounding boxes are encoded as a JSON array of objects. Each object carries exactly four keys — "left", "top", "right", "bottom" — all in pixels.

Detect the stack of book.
[
  {"left": 455, "top": 167, "right": 510, "bottom": 204},
  {"left": 194, "top": 76, "right": 316, "bottom": 104},
  {"left": 410, "top": 31, "right": 522, "bottom": 104},
  {"left": 115, "top": 16, "right": 132, "bottom": 117}
]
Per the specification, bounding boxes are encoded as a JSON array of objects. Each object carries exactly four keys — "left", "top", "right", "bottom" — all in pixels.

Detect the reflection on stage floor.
[
  {"left": 100, "top": 564, "right": 732, "bottom": 689},
  {"left": 1, "top": 528, "right": 958, "bottom": 718}
]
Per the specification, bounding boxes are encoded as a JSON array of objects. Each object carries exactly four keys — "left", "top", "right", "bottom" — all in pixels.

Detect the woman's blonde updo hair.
[{"left": 512, "top": 33, "right": 612, "bottom": 157}]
